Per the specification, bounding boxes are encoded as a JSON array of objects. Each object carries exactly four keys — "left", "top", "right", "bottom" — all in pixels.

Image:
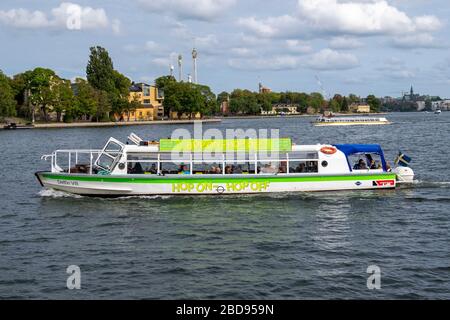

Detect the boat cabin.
[{"left": 49, "top": 135, "right": 388, "bottom": 177}]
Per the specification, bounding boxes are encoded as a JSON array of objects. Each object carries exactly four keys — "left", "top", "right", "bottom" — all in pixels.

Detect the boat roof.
[{"left": 334, "top": 144, "right": 384, "bottom": 155}]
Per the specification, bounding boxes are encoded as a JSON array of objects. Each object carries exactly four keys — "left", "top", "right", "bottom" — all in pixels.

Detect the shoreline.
[
  {"left": 28, "top": 119, "right": 221, "bottom": 129},
  {"left": 2, "top": 112, "right": 394, "bottom": 129}
]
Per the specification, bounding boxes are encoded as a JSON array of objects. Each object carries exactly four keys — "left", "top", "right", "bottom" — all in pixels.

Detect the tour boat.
[
  {"left": 313, "top": 116, "right": 391, "bottom": 126},
  {"left": 35, "top": 133, "right": 415, "bottom": 196}
]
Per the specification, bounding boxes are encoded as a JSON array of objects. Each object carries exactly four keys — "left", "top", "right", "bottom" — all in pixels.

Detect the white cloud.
[
  {"left": 391, "top": 33, "right": 443, "bottom": 49},
  {"left": 0, "top": 2, "right": 117, "bottom": 32},
  {"left": 297, "top": 0, "right": 441, "bottom": 35},
  {"left": 285, "top": 40, "right": 313, "bottom": 53},
  {"left": 237, "top": 15, "right": 300, "bottom": 38},
  {"left": 228, "top": 55, "right": 301, "bottom": 71},
  {"left": 138, "top": 0, "right": 236, "bottom": 21},
  {"left": 306, "top": 49, "right": 359, "bottom": 70},
  {"left": 238, "top": 0, "right": 442, "bottom": 39},
  {"left": 329, "top": 37, "right": 363, "bottom": 50}
]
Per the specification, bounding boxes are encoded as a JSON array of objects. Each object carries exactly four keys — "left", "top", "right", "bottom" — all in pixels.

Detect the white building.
[{"left": 432, "top": 100, "right": 450, "bottom": 111}]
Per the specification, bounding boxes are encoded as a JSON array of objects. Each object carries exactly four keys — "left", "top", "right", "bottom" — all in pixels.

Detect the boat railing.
[{"left": 42, "top": 150, "right": 103, "bottom": 174}]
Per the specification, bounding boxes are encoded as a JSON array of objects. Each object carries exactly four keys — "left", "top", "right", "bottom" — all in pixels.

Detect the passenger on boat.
[
  {"left": 209, "top": 166, "right": 222, "bottom": 174},
  {"left": 354, "top": 159, "right": 367, "bottom": 170},
  {"left": 234, "top": 165, "right": 243, "bottom": 174},
  {"left": 179, "top": 165, "right": 190, "bottom": 175},
  {"left": 147, "top": 164, "right": 157, "bottom": 174},
  {"left": 279, "top": 161, "right": 288, "bottom": 173},
  {"left": 295, "top": 163, "right": 306, "bottom": 173},
  {"left": 130, "top": 162, "right": 144, "bottom": 174},
  {"left": 261, "top": 163, "right": 278, "bottom": 174},
  {"left": 225, "top": 166, "right": 232, "bottom": 174}
]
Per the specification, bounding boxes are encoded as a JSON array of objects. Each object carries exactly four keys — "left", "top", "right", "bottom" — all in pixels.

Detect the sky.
[{"left": 1, "top": 0, "right": 450, "bottom": 98}]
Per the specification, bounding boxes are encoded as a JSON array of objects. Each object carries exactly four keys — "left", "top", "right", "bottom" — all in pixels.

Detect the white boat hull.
[{"left": 36, "top": 172, "right": 398, "bottom": 196}]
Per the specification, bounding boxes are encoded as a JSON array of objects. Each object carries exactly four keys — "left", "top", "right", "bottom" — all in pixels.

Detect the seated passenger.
[
  {"left": 279, "top": 161, "right": 287, "bottom": 173},
  {"left": 354, "top": 159, "right": 367, "bottom": 170},
  {"left": 179, "top": 165, "right": 190, "bottom": 175},
  {"left": 296, "top": 163, "right": 306, "bottom": 173},
  {"left": 148, "top": 164, "right": 157, "bottom": 174},
  {"left": 261, "top": 163, "right": 278, "bottom": 174},
  {"left": 369, "top": 160, "right": 378, "bottom": 170},
  {"left": 131, "top": 162, "right": 144, "bottom": 174},
  {"left": 234, "top": 165, "right": 243, "bottom": 174},
  {"left": 225, "top": 166, "right": 232, "bottom": 174}
]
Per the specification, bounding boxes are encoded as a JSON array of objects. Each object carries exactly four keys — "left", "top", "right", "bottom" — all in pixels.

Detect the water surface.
[{"left": 0, "top": 113, "right": 449, "bottom": 299}]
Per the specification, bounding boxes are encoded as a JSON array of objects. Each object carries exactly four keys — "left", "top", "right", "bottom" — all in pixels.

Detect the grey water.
[{"left": 0, "top": 113, "right": 449, "bottom": 299}]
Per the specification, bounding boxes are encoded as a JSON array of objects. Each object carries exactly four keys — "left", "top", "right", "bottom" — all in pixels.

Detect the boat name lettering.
[{"left": 57, "top": 180, "right": 79, "bottom": 186}]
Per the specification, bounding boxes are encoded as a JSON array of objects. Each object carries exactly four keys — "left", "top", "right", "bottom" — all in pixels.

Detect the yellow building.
[
  {"left": 350, "top": 103, "right": 371, "bottom": 113},
  {"left": 117, "top": 83, "right": 164, "bottom": 121}
]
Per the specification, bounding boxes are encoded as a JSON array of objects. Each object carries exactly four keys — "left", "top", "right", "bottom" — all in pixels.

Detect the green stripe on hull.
[{"left": 41, "top": 173, "right": 397, "bottom": 184}]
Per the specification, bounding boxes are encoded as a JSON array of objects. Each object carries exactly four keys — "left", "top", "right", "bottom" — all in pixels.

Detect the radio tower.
[
  {"left": 178, "top": 54, "right": 183, "bottom": 82},
  {"left": 192, "top": 48, "right": 198, "bottom": 84}
]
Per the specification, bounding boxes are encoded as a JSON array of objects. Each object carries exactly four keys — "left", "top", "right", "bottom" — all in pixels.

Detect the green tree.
[
  {"left": 73, "top": 78, "right": 97, "bottom": 121},
  {"left": 308, "top": 92, "right": 325, "bottom": 112},
  {"left": 341, "top": 97, "right": 349, "bottom": 112},
  {"left": 94, "top": 90, "right": 111, "bottom": 122},
  {"left": 53, "top": 79, "right": 75, "bottom": 122},
  {"left": 366, "top": 95, "right": 381, "bottom": 112},
  {"left": 348, "top": 94, "right": 360, "bottom": 105},
  {"left": 28, "top": 68, "right": 58, "bottom": 122},
  {"left": 155, "top": 75, "right": 177, "bottom": 91},
  {"left": 86, "top": 46, "right": 115, "bottom": 93},
  {"left": 217, "top": 91, "right": 229, "bottom": 104},
  {"left": 0, "top": 71, "right": 17, "bottom": 118}
]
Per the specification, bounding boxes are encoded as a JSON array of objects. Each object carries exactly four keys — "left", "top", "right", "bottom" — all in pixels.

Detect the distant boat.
[
  {"left": 313, "top": 116, "right": 391, "bottom": 126},
  {"left": 435, "top": 110, "right": 442, "bottom": 114},
  {"left": 3, "top": 123, "right": 34, "bottom": 130}
]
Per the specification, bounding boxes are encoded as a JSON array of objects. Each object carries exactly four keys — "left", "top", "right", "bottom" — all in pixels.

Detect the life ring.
[{"left": 320, "top": 146, "right": 337, "bottom": 155}]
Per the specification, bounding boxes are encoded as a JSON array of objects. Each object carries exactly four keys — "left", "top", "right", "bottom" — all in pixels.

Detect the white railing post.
[
  {"left": 68, "top": 153, "right": 71, "bottom": 173},
  {"left": 90, "top": 153, "right": 93, "bottom": 175}
]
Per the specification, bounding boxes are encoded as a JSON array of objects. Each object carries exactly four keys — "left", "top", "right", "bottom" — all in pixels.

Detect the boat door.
[{"left": 94, "top": 138, "right": 125, "bottom": 173}]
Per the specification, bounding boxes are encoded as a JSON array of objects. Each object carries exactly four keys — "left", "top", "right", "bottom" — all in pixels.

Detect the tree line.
[
  {"left": 0, "top": 46, "right": 138, "bottom": 123},
  {"left": 0, "top": 45, "right": 383, "bottom": 122}
]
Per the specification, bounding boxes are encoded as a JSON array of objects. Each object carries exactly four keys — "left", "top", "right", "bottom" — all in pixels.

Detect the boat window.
[
  {"left": 224, "top": 161, "right": 256, "bottom": 174},
  {"left": 127, "top": 155, "right": 158, "bottom": 175},
  {"left": 258, "top": 161, "right": 282, "bottom": 174},
  {"left": 161, "top": 162, "right": 191, "bottom": 175},
  {"left": 288, "top": 151, "right": 318, "bottom": 160},
  {"left": 289, "top": 161, "right": 318, "bottom": 173},
  {"left": 349, "top": 153, "right": 383, "bottom": 171},
  {"left": 97, "top": 154, "right": 115, "bottom": 171},
  {"left": 104, "top": 141, "right": 123, "bottom": 153},
  {"left": 193, "top": 162, "right": 223, "bottom": 175}
]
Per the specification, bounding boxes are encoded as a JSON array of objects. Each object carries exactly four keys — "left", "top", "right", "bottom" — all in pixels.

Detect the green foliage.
[
  {"left": 341, "top": 97, "right": 349, "bottom": 112},
  {"left": 157, "top": 76, "right": 217, "bottom": 117},
  {"left": 0, "top": 70, "right": 17, "bottom": 117},
  {"left": 366, "top": 94, "right": 381, "bottom": 112},
  {"left": 86, "top": 46, "right": 115, "bottom": 92}
]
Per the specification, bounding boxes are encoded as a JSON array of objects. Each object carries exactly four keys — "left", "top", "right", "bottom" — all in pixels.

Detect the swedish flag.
[{"left": 395, "top": 152, "right": 412, "bottom": 167}]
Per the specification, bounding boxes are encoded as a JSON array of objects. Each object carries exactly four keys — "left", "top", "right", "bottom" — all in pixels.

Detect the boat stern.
[{"left": 393, "top": 167, "right": 415, "bottom": 184}]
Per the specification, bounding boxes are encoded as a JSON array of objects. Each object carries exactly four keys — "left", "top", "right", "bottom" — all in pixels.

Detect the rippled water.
[{"left": 0, "top": 113, "right": 449, "bottom": 299}]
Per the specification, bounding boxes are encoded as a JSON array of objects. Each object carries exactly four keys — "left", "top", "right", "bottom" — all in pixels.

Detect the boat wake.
[
  {"left": 38, "top": 189, "right": 83, "bottom": 199},
  {"left": 413, "top": 180, "right": 450, "bottom": 189}
]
